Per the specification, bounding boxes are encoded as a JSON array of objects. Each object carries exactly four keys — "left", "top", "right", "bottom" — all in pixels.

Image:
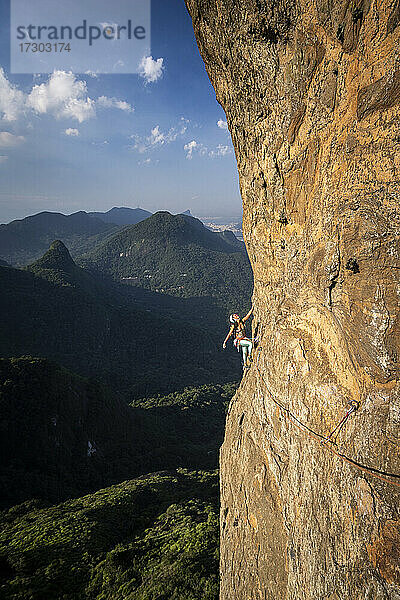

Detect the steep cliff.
[{"left": 185, "top": 0, "right": 400, "bottom": 598}]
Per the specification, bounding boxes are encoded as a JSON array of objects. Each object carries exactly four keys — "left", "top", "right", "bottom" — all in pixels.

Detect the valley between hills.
[{"left": 0, "top": 207, "right": 252, "bottom": 599}]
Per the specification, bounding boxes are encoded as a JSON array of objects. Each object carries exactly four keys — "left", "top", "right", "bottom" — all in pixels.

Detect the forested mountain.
[
  {"left": 0, "top": 356, "right": 230, "bottom": 599},
  {"left": 88, "top": 206, "right": 152, "bottom": 225},
  {"left": 0, "top": 357, "right": 139, "bottom": 508},
  {"left": 80, "top": 211, "right": 252, "bottom": 331},
  {"left": 0, "top": 242, "right": 241, "bottom": 395},
  {"left": 82, "top": 211, "right": 247, "bottom": 292},
  {"left": 0, "top": 356, "right": 233, "bottom": 509},
  {"left": 0, "top": 210, "right": 120, "bottom": 266},
  {"left": 0, "top": 469, "right": 219, "bottom": 600},
  {"left": 0, "top": 208, "right": 251, "bottom": 600}
]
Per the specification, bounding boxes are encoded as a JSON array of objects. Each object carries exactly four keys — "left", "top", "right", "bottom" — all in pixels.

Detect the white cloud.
[
  {"left": 138, "top": 56, "right": 164, "bottom": 83},
  {"left": 184, "top": 140, "right": 197, "bottom": 160},
  {"left": 99, "top": 22, "right": 120, "bottom": 42},
  {"left": 0, "top": 155, "right": 8, "bottom": 163},
  {"left": 64, "top": 128, "right": 79, "bottom": 136},
  {"left": 0, "top": 132, "right": 25, "bottom": 147},
  {"left": 97, "top": 95, "right": 133, "bottom": 112},
  {"left": 138, "top": 157, "right": 159, "bottom": 166},
  {"left": 131, "top": 122, "right": 186, "bottom": 153},
  {"left": 0, "top": 68, "right": 26, "bottom": 121},
  {"left": 149, "top": 125, "right": 165, "bottom": 145},
  {"left": 100, "top": 22, "right": 116, "bottom": 31},
  {"left": 85, "top": 70, "right": 99, "bottom": 78},
  {"left": 26, "top": 70, "right": 95, "bottom": 123},
  {"left": 217, "top": 119, "right": 228, "bottom": 130},
  {"left": 215, "top": 144, "right": 230, "bottom": 156},
  {"left": 0, "top": 69, "right": 132, "bottom": 125},
  {"left": 184, "top": 139, "right": 233, "bottom": 159}
]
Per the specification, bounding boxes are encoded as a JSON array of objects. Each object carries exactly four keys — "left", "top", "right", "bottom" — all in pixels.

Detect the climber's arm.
[
  {"left": 243, "top": 306, "right": 254, "bottom": 322},
  {"left": 223, "top": 325, "right": 235, "bottom": 348}
]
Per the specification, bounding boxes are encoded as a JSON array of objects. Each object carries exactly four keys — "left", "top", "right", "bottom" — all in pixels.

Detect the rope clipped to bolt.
[
  {"left": 325, "top": 400, "right": 359, "bottom": 443},
  {"left": 252, "top": 346, "right": 400, "bottom": 488}
]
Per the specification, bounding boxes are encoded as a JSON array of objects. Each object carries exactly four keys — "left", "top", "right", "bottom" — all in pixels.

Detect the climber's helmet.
[{"left": 229, "top": 313, "right": 240, "bottom": 324}]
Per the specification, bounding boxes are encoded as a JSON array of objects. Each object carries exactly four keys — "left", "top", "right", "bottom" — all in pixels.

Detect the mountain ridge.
[
  {"left": 0, "top": 356, "right": 232, "bottom": 509},
  {"left": 88, "top": 206, "right": 152, "bottom": 225},
  {"left": 0, "top": 240, "right": 243, "bottom": 396},
  {"left": 30, "top": 239, "right": 76, "bottom": 272},
  {"left": 0, "top": 210, "right": 120, "bottom": 266},
  {"left": 80, "top": 211, "right": 251, "bottom": 306}
]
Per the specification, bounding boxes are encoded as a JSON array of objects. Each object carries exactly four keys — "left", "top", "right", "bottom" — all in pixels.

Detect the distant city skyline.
[{"left": 0, "top": 0, "right": 242, "bottom": 223}]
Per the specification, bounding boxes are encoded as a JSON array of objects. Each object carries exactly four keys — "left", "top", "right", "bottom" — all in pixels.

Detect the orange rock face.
[{"left": 185, "top": 0, "right": 400, "bottom": 597}]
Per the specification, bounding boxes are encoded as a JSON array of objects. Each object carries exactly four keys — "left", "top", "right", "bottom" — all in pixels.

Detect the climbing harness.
[
  {"left": 252, "top": 346, "right": 400, "bottom": 488},
  {"left": 233, "top": 335, "right": 259, "bottom": 349},
  {"left": 233, "top": 336, "right": 253, "bottom": 350}
]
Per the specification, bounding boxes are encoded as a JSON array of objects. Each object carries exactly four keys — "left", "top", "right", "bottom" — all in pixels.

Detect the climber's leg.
[
  {"left": 240, "top": 341, "right": 248, "bottom": 366},
  {"left": 240, "top": 339, "right": 253, "bottom": 366}
]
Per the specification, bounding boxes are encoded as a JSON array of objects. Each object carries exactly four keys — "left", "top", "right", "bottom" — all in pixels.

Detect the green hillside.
[
  {"left": 0, "top": 356, "right": 235, "bottom": 509},
  {"left": 79, "top": 211, "right": 253, "bottom": 338},
  {"left": 80, "top": 211, "right": 251, "bottom": 307},
  {"left": 0, "top": 470, "right": 219, "bottom": 600},
  {"left": 0, "top": 357, "right": 229, "bottom": 597},
  {"left": 0, "top": 243, "right": 242, "bottom": 396},
  {"left": 0, "top": 211, "right": 121, "bottom": 267},
  {"left": 0, "top": 209, "right": 251, "bottom": 599},
  {"left": 0, "top": 357, "right": 139, "bottom": 508}
]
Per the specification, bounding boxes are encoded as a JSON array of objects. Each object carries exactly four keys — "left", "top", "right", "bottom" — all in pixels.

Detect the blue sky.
[{"left": 0, "top": 0, "right": 242, "bottom": 223}]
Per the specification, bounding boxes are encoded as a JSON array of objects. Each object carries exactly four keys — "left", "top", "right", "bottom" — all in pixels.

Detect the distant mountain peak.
[
  {"left": 31, "top": 240, "right": 76, "bottom": 271},
  {"left": 110, "top": 206, "right": 137, "bottom": 211},
  {"left": 182, "top": 209, "right": 192, "bottom": 216},
  {"left": 0, "top": 210, "right": 119, "bottom": 267},
  {"left": 89, "top": 207, "right": 152, "bottom": 226},
  {"left": 136, "top": 211, "right": 208, "bottom": 238}
]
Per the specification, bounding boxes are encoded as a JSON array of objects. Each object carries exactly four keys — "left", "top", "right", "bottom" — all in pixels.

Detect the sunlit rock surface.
[{"left": 185, "top": 0, "right": 400, "bottom": 598}]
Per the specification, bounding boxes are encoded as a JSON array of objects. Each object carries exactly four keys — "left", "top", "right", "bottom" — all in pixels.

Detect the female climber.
[{"left": 222, "top": 307, "right": 254, "bottom": 369}]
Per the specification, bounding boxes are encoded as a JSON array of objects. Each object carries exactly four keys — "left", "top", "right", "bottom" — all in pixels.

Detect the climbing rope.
[
  {"left": 253, "top": 347, "right": 400, "bottom": 488},
  {"left": 325, "top": 400, "right": 359, "bottom": 443}
]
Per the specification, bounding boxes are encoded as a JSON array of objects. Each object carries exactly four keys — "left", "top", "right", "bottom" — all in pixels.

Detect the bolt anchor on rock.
[{"left": 323, "top": 400, "right": 360, "bottom": 445}]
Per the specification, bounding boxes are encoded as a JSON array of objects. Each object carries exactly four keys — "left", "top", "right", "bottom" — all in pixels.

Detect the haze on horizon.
[{"left": 0, "top": 205, "right": 243, "bottom": 226}]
